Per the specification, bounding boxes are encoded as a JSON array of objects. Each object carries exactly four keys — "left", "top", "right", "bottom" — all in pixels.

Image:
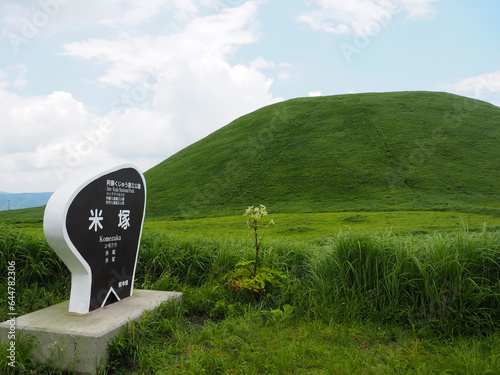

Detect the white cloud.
[
  {"left": 62, "top": 2, "right": 260, "bottom": 87},
  {"left": 298, "top": 0, "right": 446, "bottom": 36},
  {"left": 0, "top": 82, "right": 185, "bottom": 191},
  {"left": 0, "top": 64, "right": 29, "bottom": 90},
  {"left": 400, "top": 0, "right": 443, "bottom": 19},
  {"left": 439, "top": 71, "right": 500, "bottom": 106},
  {"left": 0, "top": 1, "right": 280, "bottom": 192},
  {"left": 5, "top": 64, "right": 29, "bottom": 88},
  {"left": 62, "top": 1, "right": 277, "bottom": 138},
  {"left": 99, "top": 0, "right": 199, "bottom": 27},
  {"left": 278, "top": 72, "right": 291, "bottom": 82},
  {"left": 0, "top": 82, "right": 100, "bottom": 191},
  {"left": 0, "top": 86, "right": 90, "bottom": 155},
  {"left": 250, "top": 56, "right": 275, "bottom": 70},
  {"left": 0, "top": 0, "right": 197, "bottom": 39},
  {"left": 153, "top": 56, "right": 276, "bottom": 139},
  {"left": 308, "top": 91, "right": 322, "bottom": 97}
]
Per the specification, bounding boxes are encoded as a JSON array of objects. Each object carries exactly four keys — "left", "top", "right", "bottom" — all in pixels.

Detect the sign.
[{"left": 43, "top": 164, "right": 146, "bottom": 314}]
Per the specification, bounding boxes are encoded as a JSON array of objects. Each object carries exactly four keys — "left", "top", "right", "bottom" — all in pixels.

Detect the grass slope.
[
  {"left": 0, "top": 206, "right": 45, "bottom": 227},
  {"left": 145, "top": 91, "right": 500, "bottom": 219}
]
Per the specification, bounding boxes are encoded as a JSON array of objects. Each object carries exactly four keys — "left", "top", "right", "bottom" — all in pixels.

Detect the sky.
[{"left": 0, "top": 0, "right": 499, "bottom": 193}]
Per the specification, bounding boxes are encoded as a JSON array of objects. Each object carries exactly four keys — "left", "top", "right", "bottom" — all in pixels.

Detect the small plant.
[
  {"left": 262, "top": 304, "right": 295, "bottom": 325},
  {"left": 244, "top": 204, "right": 275, "bottom": 275},
  {"left": 224, "top": 205, "right": 284, "bottom": 297},
  {"left": 224, "top": 259, "right": 285, "bottom": 294}
]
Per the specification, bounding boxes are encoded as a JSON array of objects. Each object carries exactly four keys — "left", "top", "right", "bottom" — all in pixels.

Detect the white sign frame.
[{"left": 43, "top": 164, "right": 146, "bottom": 314}]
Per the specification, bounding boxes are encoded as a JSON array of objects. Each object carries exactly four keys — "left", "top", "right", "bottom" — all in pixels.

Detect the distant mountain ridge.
[
  {"left": 0, "top": 192, "right": 52, "bottom": 211},
  {"left": 144, "top": 91, "right": 500, "bottom": 219}
]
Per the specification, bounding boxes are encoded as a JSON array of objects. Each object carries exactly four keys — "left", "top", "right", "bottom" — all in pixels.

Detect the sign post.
[
  {"left": 43, "top": 164, "right": 146, "bottom": 314},
  {"left": 0, "top": 166, "right": 182, "bottom": 374}
]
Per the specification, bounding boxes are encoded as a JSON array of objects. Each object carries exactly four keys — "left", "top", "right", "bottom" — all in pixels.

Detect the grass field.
[
  {"left": 4, "top": 208, "right": 500, "bottom": 240},
  {"left": 144, "top": 210, "right": 500, "bottom": 241},
  {"left": 1, "top": 218, "right": 500, "bottom": 374}
]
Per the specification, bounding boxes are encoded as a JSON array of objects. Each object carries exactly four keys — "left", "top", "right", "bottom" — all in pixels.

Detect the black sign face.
[{"left": 64, "top": 167, "right": 145, "bottom": 311}]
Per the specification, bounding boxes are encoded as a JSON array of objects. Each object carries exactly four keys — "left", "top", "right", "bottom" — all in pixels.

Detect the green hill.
[{"left": 145, "top": 91, "right": 500, "bottom": 219}]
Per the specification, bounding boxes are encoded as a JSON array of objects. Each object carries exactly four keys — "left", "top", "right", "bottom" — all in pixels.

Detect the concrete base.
[{"left": 0, "top": 289, "right": 182, "bottom": 375}]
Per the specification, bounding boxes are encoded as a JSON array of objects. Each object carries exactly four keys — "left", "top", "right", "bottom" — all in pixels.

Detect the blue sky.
[{"left": 0, "top": 0, "right": 499, "bottom": 193}]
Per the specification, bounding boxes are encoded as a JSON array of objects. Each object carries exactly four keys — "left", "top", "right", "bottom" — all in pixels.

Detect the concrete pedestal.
[{"left": 0, "top": 290, "right": 182, "bottom": 375}]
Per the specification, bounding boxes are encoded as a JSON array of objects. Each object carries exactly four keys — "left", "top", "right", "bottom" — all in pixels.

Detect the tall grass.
[
  {"left": 136, "top": 229, "right": 500, "bottom": 335},
  {"left": 0, "top": 227, "right": 70, "bottom": 320},
  {"left": 302, "top": 230, "right": 500, "bottom": 334},
  {"left": 1, "top": 227, "right": 499, "bottom": 335},
  {"left": 137, "top": 234, "right": 246, "bottom": 289},
  {"left": 2, "top": 227, "right": 499, "bottom": 373}
]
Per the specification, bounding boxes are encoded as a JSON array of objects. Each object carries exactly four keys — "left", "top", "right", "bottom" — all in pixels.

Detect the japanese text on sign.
[{"left": 106, "top": 179, "right": 142, "bottom": 190}]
